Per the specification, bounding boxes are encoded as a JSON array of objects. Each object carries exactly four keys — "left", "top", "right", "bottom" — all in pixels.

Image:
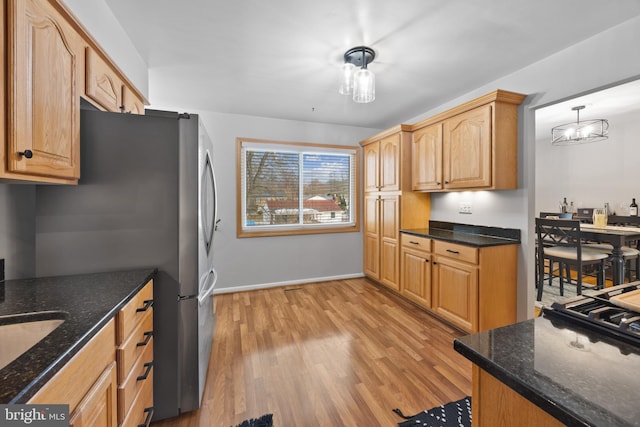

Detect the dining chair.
[
  {"left": 535, "top": 212, "right": 574, "bottom": 288},
  {"left": 535, "top": 218, "right": 608, "bottom": 301}
]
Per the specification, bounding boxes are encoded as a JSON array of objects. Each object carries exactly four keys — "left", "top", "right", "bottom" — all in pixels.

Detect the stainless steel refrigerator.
[{"left": 34, "top": 105, "right": 218, "bottom": 420}]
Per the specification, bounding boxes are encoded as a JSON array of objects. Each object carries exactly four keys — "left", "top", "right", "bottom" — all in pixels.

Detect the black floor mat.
[
  {"left": 233, "top": 413, "right": 273, "bottom": 427},
  {"left": 394, "top": 396, "right": 471, "bottom": 427}
]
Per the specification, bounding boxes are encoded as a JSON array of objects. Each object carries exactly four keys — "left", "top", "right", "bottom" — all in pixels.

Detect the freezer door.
[{"left": 178, "top": 288, "right": 215, "bottom": 413}]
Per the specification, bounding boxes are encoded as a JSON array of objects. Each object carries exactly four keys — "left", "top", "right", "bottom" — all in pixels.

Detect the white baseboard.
[{"left": 213, "top": 273, "right": 366, "bottom": 294}]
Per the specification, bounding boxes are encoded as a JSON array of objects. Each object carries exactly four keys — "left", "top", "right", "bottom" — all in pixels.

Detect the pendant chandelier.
[
  {"left": 339, "top": 46, "right": 375, "bottom": 104},
  {"left": 551, "top": 105, "right": 609, "bottom": 145}
]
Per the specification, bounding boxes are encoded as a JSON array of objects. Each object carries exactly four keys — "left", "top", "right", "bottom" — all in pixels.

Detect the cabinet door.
[
  {"left": 363, "top": 194, "right": 380, "bottom": 279},
  {"left": 379, "top": 134, "right": 400, "bottom": 192},
  {"left": 442, "top": 104, "right": 492, "bottom": 189},
  {"left": 363, "top": 143, "right": 380, "bottom": 192},
  {"left": 7, "top": 0, "right": 81, "bottom": 180},
  {"left": 411, "top": 123, "right": 442, "bottom": 191},
  {"left": 122, "top": 85, "right": 145, "bottom": 115},
  {"left": 85, "top": 47, "right": 123, "bottom": 113},
  {"left": 69, "top": 362, "right": 117, "bottom": 427},
  {"left": 379, "top": 195, "right": 399, "bottom": 290},
  {"left": 432, "top": 256, "right": 478, "bottom": 332},
  {"left": 401, "top": 248, "right": 431, "bottom": 307}
]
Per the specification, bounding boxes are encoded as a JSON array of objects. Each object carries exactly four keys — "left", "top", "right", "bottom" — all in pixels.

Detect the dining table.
[{"left": 580, "top": 223, "right": 640, "bottom": 285}]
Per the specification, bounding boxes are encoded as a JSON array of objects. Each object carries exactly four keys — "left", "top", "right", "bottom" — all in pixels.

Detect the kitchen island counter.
[
  {"left": 454, "top": 314, "right": 640, "bottom": 426},
  {"left": 401, "top": 220, "right": 520, "bottom": 247},
  {"left": 0, "top": 268, "right": 156, "bottom": 403}
]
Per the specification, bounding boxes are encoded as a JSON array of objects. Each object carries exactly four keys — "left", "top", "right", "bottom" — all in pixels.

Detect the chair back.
[
  {"left": 535, "top": 217, "right": 583, "bottom": 254},
  {"left": 540, "top": 212, "right": 572, "bottom": 219}
]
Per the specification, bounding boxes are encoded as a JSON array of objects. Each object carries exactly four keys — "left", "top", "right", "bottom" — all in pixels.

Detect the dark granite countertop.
[
  {"left": 401, "top": 221, "right": 521, "bottom": 247},
  {"left": 0, "top": 268, "right": 156, "bottom": 403},
  {"left": 454, "top": 315, "right": 640, "bottom": 426}
]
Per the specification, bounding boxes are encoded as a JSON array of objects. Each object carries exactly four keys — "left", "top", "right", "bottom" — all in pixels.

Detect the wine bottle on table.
[{"left": 631, "top": 198, "right": 638, "bottom": 216}]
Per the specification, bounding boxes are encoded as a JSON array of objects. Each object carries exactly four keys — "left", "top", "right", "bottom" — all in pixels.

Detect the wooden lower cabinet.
[
  {"left": 379, "top": 195, "right": 400, "bottom": 290},
  {"left": 29, "top": 320, "right": 117, "bottom": 425},
  {"left": 69, "top": 362, "right": 118, "bottom": 427},
  {"left": 432, "top": 253, "right": 478, "bottom": 331},
  {"left": 472, "top": 366, "right": 563, "bottom": 427},
  {"left": 400, "top": 234, "right": 432, "bottom": 307},
  {"left": 27, "top": 283, "right": 153, "bottom": 427},
  {"left": 363, "top": 193, "right": 401, "bottom": 290},
  {"left": 400, "top": 236, "right": 517, "bottom": 333}
]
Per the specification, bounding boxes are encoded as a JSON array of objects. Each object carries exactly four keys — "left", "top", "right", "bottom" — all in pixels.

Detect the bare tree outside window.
[{"left": 237, "top": 138, "right": 360, "bottom": 237}]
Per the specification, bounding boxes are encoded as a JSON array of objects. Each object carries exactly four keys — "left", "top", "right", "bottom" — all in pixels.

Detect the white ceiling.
[
  {"left": 535, "top": 79, "right": 640, "bottom": 137},
  {"left": 104, "top": 0, "right": 640, "bottom": 129}
]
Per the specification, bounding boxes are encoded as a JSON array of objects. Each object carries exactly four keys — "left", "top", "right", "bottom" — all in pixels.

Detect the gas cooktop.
[{"left": 542, "top": 282, "right": 640, "bottom": 348}]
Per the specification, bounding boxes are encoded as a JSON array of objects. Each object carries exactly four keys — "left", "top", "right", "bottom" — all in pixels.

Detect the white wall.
[
  {"left": 63, "top": 0, "right": 149, "bottom": 99},
  {"left": 154, "top": 108, "right": 381, "bottom": 292},
  {"left": 406, "top": 16, "right": 640, "bottom": 319},
  {"left": 536, "top": 109, "right": 640, "bottom": 214}
]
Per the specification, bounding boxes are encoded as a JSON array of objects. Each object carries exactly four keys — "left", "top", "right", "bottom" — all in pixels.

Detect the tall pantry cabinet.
[{"left": 361, "top": 125, "right": 430, "bottom": 291}]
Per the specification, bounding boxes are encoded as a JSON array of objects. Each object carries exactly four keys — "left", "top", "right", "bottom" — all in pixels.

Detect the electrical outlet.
[{"left": 459, "top": 201, "right": 472, "bottom": 214}]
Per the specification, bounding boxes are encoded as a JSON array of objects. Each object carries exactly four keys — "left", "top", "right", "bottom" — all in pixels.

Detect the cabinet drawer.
[
  {"left": 401, "top": 234, "right": 431, "bottom": 252},
  {"left": 117, "top": 280, "right": 153, "bottom": 345},
  {"left": 117, "top": 309, "right": 153, "bottom": 383},
  {"left": 117, "top": 338, "right": 153, "bottom": 424},
  {"left": 120, "top": 370, "right": 154, "bottom": 427},
  {"left": 433, "top": 241, "right": 478, "bottom": 264}
]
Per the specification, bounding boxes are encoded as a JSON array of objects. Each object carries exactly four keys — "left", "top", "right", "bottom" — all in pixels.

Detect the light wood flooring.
[{"left": 151, "top": 277, "right": 472, "bottom": 427}]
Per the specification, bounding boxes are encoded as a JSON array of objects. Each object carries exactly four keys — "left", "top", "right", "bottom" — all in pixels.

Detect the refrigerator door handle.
[{"left": 198, "top": 268, "right": 217, "bottom": 305}]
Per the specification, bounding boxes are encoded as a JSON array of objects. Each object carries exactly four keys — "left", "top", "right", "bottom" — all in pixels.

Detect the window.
[{"left": 237, "top": 138, "right": 360, "bottom": 237}]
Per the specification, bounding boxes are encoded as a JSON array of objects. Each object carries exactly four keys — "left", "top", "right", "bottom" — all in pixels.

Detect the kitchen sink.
[{"left": 0, "top": 311, "right": 67, "bottom": 370}]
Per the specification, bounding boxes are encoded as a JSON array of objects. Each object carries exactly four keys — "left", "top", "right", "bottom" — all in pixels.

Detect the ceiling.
[
  {"left": 103, "top": 0, "right": 640, "bottom": 129},
  {"left": 535, "top": 79, "right": 640, "bottom": 138}
]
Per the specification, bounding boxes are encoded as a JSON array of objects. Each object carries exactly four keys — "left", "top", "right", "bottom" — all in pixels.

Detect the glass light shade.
[
  {"left": 551, "top": 119, "right": 609, "bottom": 145},
  {"left": 352, "top": 68, "right": 375, "bottom": 103},
  {"left": 339, "top": 63, "right": 355, "bottom": 95}
]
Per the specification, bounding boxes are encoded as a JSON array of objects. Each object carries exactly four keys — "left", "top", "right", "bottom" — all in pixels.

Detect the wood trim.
[
  {"left": 410, "top": 90, "right": 526, "bottom": 131},
  {"left": 235, "top": 138, "right": 361, "bottom": 238},
  {"left": 359, "top": 124, "right": 412, "bottom": 147}
]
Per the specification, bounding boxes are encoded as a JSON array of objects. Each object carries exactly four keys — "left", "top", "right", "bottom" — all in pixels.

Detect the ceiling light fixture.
[
  {"left": 551, "top": 105, "right": 609, "bottom": 145},
  {"left": 339, "top": 46, "right": 375, "bottom": 104}
]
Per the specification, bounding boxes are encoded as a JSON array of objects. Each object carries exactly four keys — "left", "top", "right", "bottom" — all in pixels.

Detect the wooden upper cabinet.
[
  {"left": 6, "top": 0, "right": 82, "bottom": 182},
  {"left": 379, "top": 134, "right": 400, "bottom": 192},
  {"left": 122, "top": 85, "right": 145, "bottom": 115},
  {"left": 1, "top": 0, "right": 148, "bottom": 184},
  {"left": 443, "top": 104, "right": 492, "bottom": 189},
  {"left": 411, "top": 123, "right": 442, "bottom": 191},
  {"left": 410, "top": 90, "right": 526, "bottom": 192},
  {"left": 85, "top": 48, "right": 146, "bottom": 115},
  {"left": 363, "top": 143, "right": 380, "bottom": 193},
  {"left": 85, "top": 47, "right": 124, "bottom": 113},
  {"left": 362, "top": 132, "right": 401, "bottom": 193}
]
